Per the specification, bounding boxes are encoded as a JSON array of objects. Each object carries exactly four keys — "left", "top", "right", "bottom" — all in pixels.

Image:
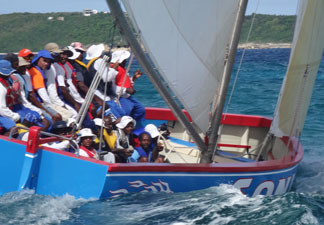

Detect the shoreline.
[
  {"left": 0, "top": 43, "right": 292, "bottom": 55},
  {"left": 238, "top": 42, "right": 291, "bottom": 49}
]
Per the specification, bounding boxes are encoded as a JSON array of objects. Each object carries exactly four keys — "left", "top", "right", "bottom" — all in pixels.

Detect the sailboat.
[{"left": 0, "top": 0, "right": 323, "bottom": 199}]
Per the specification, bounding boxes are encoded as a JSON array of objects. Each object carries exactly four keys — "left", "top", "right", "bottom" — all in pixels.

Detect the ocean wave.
[{"left": 0, "top": 191, "right": 90, "bottom": 225}]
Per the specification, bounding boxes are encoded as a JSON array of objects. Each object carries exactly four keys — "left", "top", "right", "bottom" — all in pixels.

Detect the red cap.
[{"left": 18, "top": 48, "right": 34, "bottom": 57}]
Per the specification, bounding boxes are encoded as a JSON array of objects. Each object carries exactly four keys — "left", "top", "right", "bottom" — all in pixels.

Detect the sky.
[{"left": 0, "top": 0, "right": 298, "bottom": 15}]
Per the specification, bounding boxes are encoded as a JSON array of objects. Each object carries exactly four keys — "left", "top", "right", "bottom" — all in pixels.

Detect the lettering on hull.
[
  {"left": 109, "top": 179, "right": 173, "bottom": 198},
  {"left": 234, "top": 174, "right": 296, "bottom": 196}
]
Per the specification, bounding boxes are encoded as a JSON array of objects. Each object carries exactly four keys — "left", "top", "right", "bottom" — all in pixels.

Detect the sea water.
[{"left": 1, "top": 48, "right": 324, "bottom": 225}]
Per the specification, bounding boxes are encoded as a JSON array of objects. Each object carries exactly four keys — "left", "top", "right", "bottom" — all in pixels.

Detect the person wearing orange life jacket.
[
  {"left": 18, "top": 49, "right": 55, "bottom": 125},
  {"left": 5, "top": 53, "right": 51, "bottom": 130},
  {"left": 28, "top": 50, "right": 62, "bottom": 123},
  {"left": 0, "top": 59, "right": 45, "bottom": 128},
  {"left": 14, "top": 57, "right": 51, "bottom": 130}
]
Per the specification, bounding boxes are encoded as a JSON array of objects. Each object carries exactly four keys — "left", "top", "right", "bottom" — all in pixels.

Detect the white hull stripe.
[
  {"left": 106, "top": 164, "right": 298, "bottom": 177},
  {"left": 25, "top": 153, "right": 36, "bottom": 158}
]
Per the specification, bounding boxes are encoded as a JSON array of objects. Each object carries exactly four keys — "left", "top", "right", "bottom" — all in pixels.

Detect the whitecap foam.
[
  {"left": 299, "top": 209, "right": 319, "bottom": 224},
  {"left": 2, "top": 193, "right": 90, "bottom": 225}
]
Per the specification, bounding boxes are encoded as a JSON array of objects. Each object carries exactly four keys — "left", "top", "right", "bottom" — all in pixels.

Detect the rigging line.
[
  {"left": 108, "top": 22, "right": 116, "bottom": 48},
  {"left": 99, "top": 58, "right": 111, "bottom": 154},
  {"left": 98, "top": 20, "right": 119, "bottom": 153},
  {"left": 223, "top": 0, "right": 260, "bottom": 118},
  {"left": 211, "top": 0, "right": 260, "bottom": 161},
  {"left": 116, "top": 32, "right": 140, "bottom": 101}
]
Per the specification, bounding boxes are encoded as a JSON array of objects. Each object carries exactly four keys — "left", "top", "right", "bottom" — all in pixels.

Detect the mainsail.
[
  {"left": 270, "top": 0, "right": 324, "bottom": 138},
  {"left": 122, "top": 0, "right": 241, "bottom": 133}
]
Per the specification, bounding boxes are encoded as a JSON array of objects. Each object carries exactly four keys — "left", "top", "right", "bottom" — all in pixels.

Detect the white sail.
[
  {"left": 122, "top": 0, "right": 240, "bottom": 133},
  {"left": 270, "top": 0, "right": 324, "bottom": 138}
]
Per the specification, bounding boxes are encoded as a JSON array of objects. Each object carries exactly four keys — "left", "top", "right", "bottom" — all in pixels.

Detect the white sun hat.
[
  {"left": 18, "top": 57, "right": 30, "bottom": 67},
  {"left": 67, "top": 46, "right": 81, "bottom": 60},
  {"left": 144, "top": 124, "right": 160, "bottom": 138},
  {"left": 116, "top": 116, "right": 136, "bottom": 129},
  {"left": 111, "top": 50, "right": 131, "bottom": 63},
  {"left": 79, "top": 128, "right": 97, "bottom": 140},
  {"left": 93, "top": 118, "right": 107, "bottom": 128},
  {"left": 67, "top": 118, "right": 77, "bottom": 127},
  {"left": 85, "top": 43, "right": 105, "bottom": 60}
]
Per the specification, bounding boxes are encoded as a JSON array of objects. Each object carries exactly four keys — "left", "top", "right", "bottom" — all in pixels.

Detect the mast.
[
  {"left": 201, "top": 0, "right": 248, "bottom": 163},
  {"left": 106, "top": 0, "right": 207, "bottom": 153}
]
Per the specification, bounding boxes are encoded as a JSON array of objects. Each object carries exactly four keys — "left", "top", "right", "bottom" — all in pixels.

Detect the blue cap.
[
  {"left": 0, "top": 60, "right": 15, "bottom": 76},
  {"left": 32, "top": 50, "right": 54, "bottom": 65}
]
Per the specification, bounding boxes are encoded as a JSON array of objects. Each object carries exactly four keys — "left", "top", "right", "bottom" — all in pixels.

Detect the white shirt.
[
  {"left": 43, "top": 140, "right": 70, "bottom": 151},
  {"left": 93, "top": 59, "right": 119, "bottom": 101},
  {"left": 54, "top": 62, "right": 84, "bottom": 104},
  {"left": 37, "top": 87, "right": 52, "bottom": 105},
  {"left": 116, "top": 128, "right": 130, "bottom": 149},
  {"left": 23, "top": 70, "right": 33, "bottom": 92},
  {"left": 115, "top": 85, "right": 130, "bottom": 98},
  {"left": 45, "top": 65, "right": 65, "bottom": 107},
  {"left": 64, "top": 63, "right": 84, "bottom": 104},
  {"left": 79, "top": 147, "right": 99, "bottom": 159}
]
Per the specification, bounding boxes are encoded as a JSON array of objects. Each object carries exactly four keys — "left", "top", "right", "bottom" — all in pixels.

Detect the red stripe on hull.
[
  {"left": 0, "top": 108, "right": 302, "bottom": 174},
  {"left": 145, "top": 107, "right": 272, "bottom": 127}
]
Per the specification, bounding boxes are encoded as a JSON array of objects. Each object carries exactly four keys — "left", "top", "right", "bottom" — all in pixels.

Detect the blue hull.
[
  {"left": 0, "top": 112, "right": 303, "bottom": 199},
  {"left": 102, "top": 166, "right": 298, "bottom": 198}
]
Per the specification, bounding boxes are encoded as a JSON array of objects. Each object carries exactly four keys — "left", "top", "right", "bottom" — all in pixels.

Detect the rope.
[
  {"left": 211, "top": 1, "right": 260, "bottom": 160},
  {"left": 75, "top": 55, "right": 110, "bottom": 130},
  {"left": 98, "top": 61, "right": 111, "bottom": 154},
  {"left": 97, "top": 22, "right": 120, "bottom": 154},
  {"left": 223, "top": 1, "right": 260, "bottom": 118}
]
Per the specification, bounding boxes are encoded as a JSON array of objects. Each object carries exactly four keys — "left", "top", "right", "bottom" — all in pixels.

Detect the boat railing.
[{"left": 9, "top": 126, "right": 80, "bottom": 156}]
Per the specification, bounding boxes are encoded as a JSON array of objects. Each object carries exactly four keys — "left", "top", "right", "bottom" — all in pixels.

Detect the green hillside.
[
  {"left": 240, "top": 14, "right": 296, "bottom": 43},
  {"left": 0, "top": 12, "right": 296, "bottom": 52},
  {"left": 0, "top": 12, "right": 123, "bottom": 52}
]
